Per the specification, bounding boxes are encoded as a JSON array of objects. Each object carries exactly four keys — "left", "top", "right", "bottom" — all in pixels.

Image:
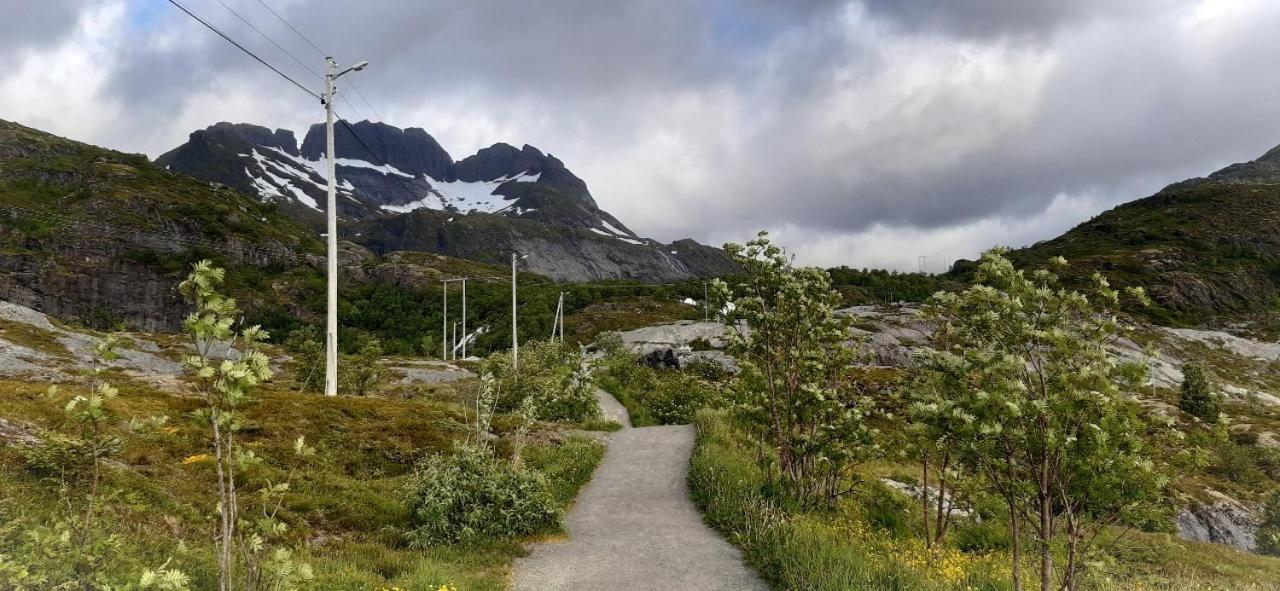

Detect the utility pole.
[
  {"left": 551, "top": 291, "right": 565, "bottom": 343},
  {"left": 512, "top": 253, "right": 528, "bottom": 370},
  {"left": 321, "top": 57, "right": 367, "bottom": 397},
  {"left": 461, "top": 278, "right": 467, "bottom": 359},
  {"left": 441, "top": 281, "right": 448, "bottom": 362},
  {"left": 703, "top": 282, "right": 709, "bottom": 322},
  {"left": 442, "top": 277, "right": 467, "bottom": 361}
]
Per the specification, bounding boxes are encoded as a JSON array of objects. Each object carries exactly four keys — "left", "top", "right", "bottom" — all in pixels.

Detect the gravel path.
[
  {"left": 594, "top": 386, "right": 632, "bottom": 428},
  {"left": 512, "top": 391, "right": 766, "bottom": 591}
]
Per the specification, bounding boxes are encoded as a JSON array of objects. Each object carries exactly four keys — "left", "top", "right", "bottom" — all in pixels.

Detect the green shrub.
[
  {"left": 951, "top": 521, "right": 1012, "bottom": 553},
  {"left": 341, "top": 339, "right": 387, "bottom": 396},
  {"left": 406, "top": 445, "right": 560, "bottom": 545},
  {"left": 598, "top": 353, "right": 723, "bottom": 425},
  {"left": 689, "top": 336, "right": 714, "bottom": 351},
  {"left": 684, "top": 355, "right": 730, "bottom": 381},
  {"left": 480, "top": 340, "right": 598, "bottom": 423},
  {"left": 1179, "top": 362, "right": 1221, "bottom": 421},
  {"left": 284, "top": 326, "right": 323, "bottom": 393}
]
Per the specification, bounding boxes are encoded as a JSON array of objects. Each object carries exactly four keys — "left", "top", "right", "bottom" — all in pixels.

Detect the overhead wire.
[
  {"left": 211, "top": 0, "right": 323, "bottom": 80},
  {"left": 165, "top": 0, "right": 318, "bottom": 100},
  {"left": 252, "top": 0, "right": 327, "bottom": 57}
]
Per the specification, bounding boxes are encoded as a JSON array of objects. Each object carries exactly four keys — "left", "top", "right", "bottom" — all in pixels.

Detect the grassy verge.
[
  {"left": 688, "top": 410, "right": 1280, "bottom": 591},
  {"left": 0, "top": 374, "right": 606, "bottom": 590},
  {"left": 595, "top": 372, "right": 660, "bottom": 427}
]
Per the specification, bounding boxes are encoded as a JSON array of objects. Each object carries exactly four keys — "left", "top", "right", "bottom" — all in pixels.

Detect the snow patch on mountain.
[
  {"left": 380, "top": 172, "right": 541, "bottom": 214},
  {"left": 601, "top": 219, "right": 633, "bottom": 237}
]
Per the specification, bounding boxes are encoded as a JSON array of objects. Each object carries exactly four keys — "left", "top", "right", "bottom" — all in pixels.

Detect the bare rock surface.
[
  {"left": 1177, "top": 490, "right": 1259, "bottom": 551},
  {"left": 391, "top": 360, "right": 474, "bottom": 385},
  {"left": 617, "top": 320, "right": 730, "bottom": 354},
  {"left": 1162, "top": 327, "right": 1280, "bottom": 362}
]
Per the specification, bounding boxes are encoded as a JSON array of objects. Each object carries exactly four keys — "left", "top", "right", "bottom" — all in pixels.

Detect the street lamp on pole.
[{"left": 322, "top": 57, "right": 368, "bottom": 397}]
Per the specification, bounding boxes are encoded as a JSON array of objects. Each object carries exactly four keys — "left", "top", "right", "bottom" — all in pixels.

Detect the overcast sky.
[{"left": 4, "top": 0, "right": 1280, "bottom": 271}]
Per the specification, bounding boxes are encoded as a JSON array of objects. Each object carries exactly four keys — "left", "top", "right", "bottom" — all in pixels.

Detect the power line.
[
  {"left": 337, "top": 94, "right": 368, "bottom": 123},
  {"left": 165, "top": 0, "right": 318, "bottom": 100},
  {"left": 348, "top": 82, "right": 385, "bottom": 122},
  {"left": 252, "top": 0, "right": 327, "bottom": 57},
  {"left": 334, "top": 113, "right": 424, "bottom": 202},
  {"left": 212, "top": 0, "right": 322, "bottom": 80}
]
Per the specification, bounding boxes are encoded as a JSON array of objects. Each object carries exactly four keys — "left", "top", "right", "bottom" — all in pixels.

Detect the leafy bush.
[
  {"left": 406, "top": 445, "right": 560, "bottom": 545},
  {"left": 341, "top": 339, "right": 387, "bottom": 396},
  {"left": 480, "top": 340, "right": 598, "bottom": 423},
  {"left": 683, "top": 355, "right": 731, "bottom": 382},
  {"left": 284, "top": 326, "right": 323, "bottom": 393},
  {"left": 598, "top": 352, "right": 723, "bottom": 425}
]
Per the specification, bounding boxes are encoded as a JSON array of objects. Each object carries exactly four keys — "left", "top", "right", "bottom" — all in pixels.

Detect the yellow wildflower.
[{"left": 181, "top": 453, "right": 212, "bottom": 465}]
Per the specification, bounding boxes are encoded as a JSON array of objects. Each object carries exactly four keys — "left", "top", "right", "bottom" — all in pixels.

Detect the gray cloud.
[
  {"left": 0, "top": 0, "right": 86, "bottom": 54},
  {"left": 860, "top": 0, "right": 1180, "bottom": 39},
  {"left": 2, "top": 0, "right": 1279, "bottom": 271}
]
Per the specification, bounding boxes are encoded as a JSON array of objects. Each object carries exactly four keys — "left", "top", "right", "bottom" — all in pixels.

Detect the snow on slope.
[
  {"left": 382, "top": 172, "right": 541, "bottom": 214},
  {"left": 240, "top": 146, "right": 552, "bottom": 216}
]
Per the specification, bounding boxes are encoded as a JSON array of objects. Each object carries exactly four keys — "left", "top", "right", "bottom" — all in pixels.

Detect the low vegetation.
[
  {"left": 0, "top": 262, "right": 609, "bottom": 590},
  {"left": 594, "top": 335, "right": 726, "bottom": 427},
  {"left": 691, "top": 233, "right": 1280, "bottom": 591}
]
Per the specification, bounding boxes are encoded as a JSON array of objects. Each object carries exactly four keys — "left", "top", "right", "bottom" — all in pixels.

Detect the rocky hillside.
[
  {"left": 0, "top": 118, "right": 320, "bottom": 331},
  {"left": 996, "top": 145, "right": 1280, "bottom": 328},
  {"left": 157, "top": 120, "right": 737, "bottom": 282}
]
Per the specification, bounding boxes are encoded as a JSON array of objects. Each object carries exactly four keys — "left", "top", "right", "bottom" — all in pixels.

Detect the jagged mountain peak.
[{"left": 300, "top": 119, "right": 453, "bottom": 180}]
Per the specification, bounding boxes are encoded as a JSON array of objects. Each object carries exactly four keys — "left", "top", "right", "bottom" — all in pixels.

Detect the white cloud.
[
  {"left": 0, "top": 2, "right": 125, "bottom": 144},
  {"left": 4, "top": 0, "right": 1280, "bottom": 274}
]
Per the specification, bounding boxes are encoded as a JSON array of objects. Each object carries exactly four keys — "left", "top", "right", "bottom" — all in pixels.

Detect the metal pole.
[
  {"left": 703, "top": 282, "right": 709, "bottom": 322},
  {"left": 323, "top": 57, "right": 339, "bottom": 397},
  {"left": 558, "top": 292, "right": 565, "bottom": 344},
  {"left": 442, "top": 281, "right": 448, "bottom": 362},
  {"left": 512, "top": 253, "right": 519, "bottom": 371},
  {"left": 452, "top": 322, "right": 458, "bottom": 360},
  {"left": 461, "top": 278, "right": 467, "bottom": 359}
]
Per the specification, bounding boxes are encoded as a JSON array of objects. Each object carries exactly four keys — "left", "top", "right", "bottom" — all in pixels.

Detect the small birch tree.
[
  {"left": 712, "top": 231, "right": 877, "bottom": 503},
  {"left": 179, "top": 261, "right": 280, "bottom": 591},
  {"left": 923, "top": 249, "right": 1168, "bottom": 591}
]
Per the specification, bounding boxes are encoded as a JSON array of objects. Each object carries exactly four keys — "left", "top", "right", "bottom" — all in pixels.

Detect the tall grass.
[
  {"left": 689, "top": 409, "right": 1280, "bottom": 591},
  {"left": 688, "top": 410, "right": 1007, "bottom": 591}
]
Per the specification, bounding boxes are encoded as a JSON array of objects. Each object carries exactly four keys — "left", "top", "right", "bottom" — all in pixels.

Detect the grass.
[
  {"left": 0, "top": 362, "right": 607, "bottom": 590},
  {"left": 688, "top": 409, "right": 1280, "bottom": 591},
  {"left": 596, "top": 372, "right": 661, "bottom": 427},
  {"left": 0, "top": 318, "right": 72, "bottom": 357}
]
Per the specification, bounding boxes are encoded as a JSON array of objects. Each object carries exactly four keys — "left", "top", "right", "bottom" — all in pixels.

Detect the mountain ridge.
[
  {"left": 155, "top": 119, "right": 733, "bottom": 282},
  {"left": 996, "top": 143, "right": 1280, "bottom": 329}
]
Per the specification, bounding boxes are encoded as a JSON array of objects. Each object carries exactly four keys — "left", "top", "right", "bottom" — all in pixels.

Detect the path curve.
[{"left": 513, "top": 390, "right": 766, "bottom": 590}]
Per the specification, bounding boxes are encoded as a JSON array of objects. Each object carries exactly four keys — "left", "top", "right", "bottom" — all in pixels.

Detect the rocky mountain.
[
  {"left": 992, "top": 145, "right": 1280, "bottom": 329},
  {"left": 156, "top": 121, "right": 735, "bottom": 282}
]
